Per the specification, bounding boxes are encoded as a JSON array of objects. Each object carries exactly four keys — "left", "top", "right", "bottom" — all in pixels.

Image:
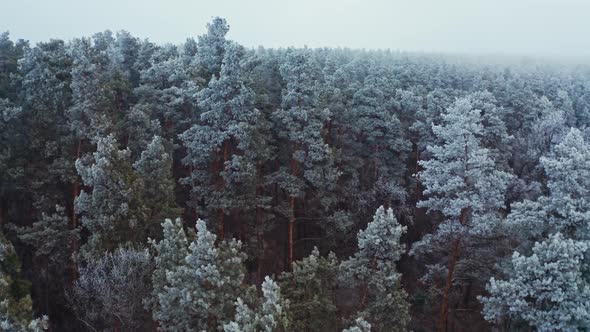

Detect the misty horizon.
[{"left": 2, "top": 0, "right": 589, "bottom": 60}]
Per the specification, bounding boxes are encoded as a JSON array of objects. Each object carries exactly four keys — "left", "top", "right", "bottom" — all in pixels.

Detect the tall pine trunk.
[
  {"left": 439, "top": 208, "right": 466, "bottom": 332},
  {"left": 288, "top": 156, "right": 297, "bottom": 269},
  {"left": 255, "top": 162, "right": 263, "bottom": 285},
  {"left": 71, "top": 138, "right": 82, "bottom": 281},
  {"left": 218, "top": 141, "right": 230, "bottom": 239}
]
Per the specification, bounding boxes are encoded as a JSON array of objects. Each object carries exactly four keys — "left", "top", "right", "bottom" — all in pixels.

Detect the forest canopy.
[{"left": 1, "top": 17, "right": 590, "bottom": 332}]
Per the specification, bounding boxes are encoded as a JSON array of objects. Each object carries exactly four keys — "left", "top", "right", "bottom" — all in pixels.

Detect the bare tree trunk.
[
  {"left": 288, "top": 156, "right": 297, "bottom": 269},
  {"left": 190, "top": 165, "right": 198, "bottom": 220},
  {"left": 218, "top": 141, "right": 229, "bottom": 239},
  {"left": 439, "top": 208, "right": 467, "bottom": 332},
  {"left": 288, "top": 197, "right": 295, "bottom": 268},
  {"left": 71, "top": 138, "right": 82, "bottom": 281},
  {"left": 255, "top": 163, "right": 263, "bottom": 285},
  {"left": 414, "top": 143, "right": 421, "bottom": 201},
  {"left": 360, "top": 256, "right": 377, "bottom": 308},
  {"left": 440, "top": 237, "right": 460, "bottom": 332}
]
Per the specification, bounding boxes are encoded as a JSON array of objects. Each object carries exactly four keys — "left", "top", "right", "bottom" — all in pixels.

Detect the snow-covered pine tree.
[
  {"left": 279, "top": 247, "right": 339, "bottom": 331},
  {"left": 133, "top": 135, "right": 181, "bottom": 239},
  {"left": 0, "top": 232, "right": 48, "bottom": 331},
  {"left": 181, "top": 42, "right": 262, "bottom": 238},
  {"left": 224, "top": 276, "right": 287, "bottom": 332},
  {"left": 196, "top": 17, "right": 230, "bottom": 79},
  {"left": 272, "top": 48, "right": 338, "bottom": 267},
  {"left": 412, "top": 96, "right": 512, "bottom": 331},
  {"left": 147, "top": 218, "right": 189, "bottom": 318},
  {"left": 341, "top": 318, "right": 371, "bottom": 332},
  {"left": 480, "top": 233, "right": 590, "bottom": 331},
  {"left": 75, "top": 135, "right": 145, "bottom": 260},
  {"left": 156, "top": 219, "right": 251, "bottom": 331},
  {"left": 340, "top": 206, "right": 410, "bottom": 331}
]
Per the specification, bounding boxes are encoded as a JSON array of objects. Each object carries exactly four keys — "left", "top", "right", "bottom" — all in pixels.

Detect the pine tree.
[
  {"left": 412, "top": 97, "right": 512, "bottom": 331},
  {"left": 133, "top": 41, "right": 199, "bottom": 142},
  {"left": 67, "top": 36, "right": 121, "bottom": 142},
  {"left": 147, "top": 218, "right": 189, "bottom": 318},
  {"left": 540, "top": 128, "right": 590, "bottom": 239},
  {"left": 341, "top": 318, "right": 371, "bottom": 332},
  {"left": 196, "top": 17, "right": 230, "bottom": 79},
  {"left": 224, "top": 276, "right": 287, "bottom": 332},
  {"left": 156, "top": 219, "right": 250, "bottom": 331},
  {"left": 0, "top": 98, "right": 23, "bottom": 214},
  {"left": 75, "top": 135, "right": 145, "bottom": 260},
  {"left": 340, "top": 206, "right": 410, "bottom": 332},
  {"left": 554, "top": 89, "right": 576, "bottom": 127},
  {"left": 17, "top": 38, "right": 74, "bottom": 209},
  {"left": 14, "top": 206, "right": 78, "bottom": 316},
  {"left": 0, "top": 31, "right": 28, "bottom": 101},
  {"left": 0, "top": 232, "right": 48, "bottom": 331},
  {"left": 348, "top": 72, "right": 409, "bottom": 206},
  {"left": 505, "top": 128, "right": 590, "bottom": 246},
  {"left": 180, "top": 42, "right": 262, "bottom": 238},
  {"left": 279, "top": 247, "right": 339, "bottom": 331},
  {"left": 272, "top": 48, "right": 338, "bottom": 267},
  {"left": 16, "top": 39, "right": 79, "bottom": 285},
  {"left": 133, "top": 135, "right": 181, "bottom": 239},
  {"left": 480, "top": 233, "right": 590, "bottom": 331}
]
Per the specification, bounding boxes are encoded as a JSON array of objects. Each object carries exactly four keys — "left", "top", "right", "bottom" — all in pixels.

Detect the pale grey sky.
[{"left": 1, "top": 0, "right": 589, "bottom": 57}]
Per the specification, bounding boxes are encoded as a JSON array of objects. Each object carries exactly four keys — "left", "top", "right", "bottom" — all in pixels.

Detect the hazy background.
[{"left": 1, "top": 0, "right": 589, "bottom": 57}]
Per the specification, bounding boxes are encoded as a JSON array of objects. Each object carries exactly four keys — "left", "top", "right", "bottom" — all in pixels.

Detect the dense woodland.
[{"left": 2, "top": 17, "right": 590, "bottom": 332}]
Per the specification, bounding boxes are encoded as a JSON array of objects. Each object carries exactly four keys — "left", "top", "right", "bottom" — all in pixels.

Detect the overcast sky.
[{"left": 1, "top": 0, "right": 589, "bottom": 57}]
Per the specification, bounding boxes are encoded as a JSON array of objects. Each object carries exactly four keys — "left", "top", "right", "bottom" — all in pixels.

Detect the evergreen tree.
[
  {"left": 75, "top": 135, "right": 145, "bottom": 260},
  {"left": 505, "top": 128, "right": 590, "bottom": 246},
  {"left": 0, "top": 98, "right": 23, "bottom": 220},
  {"left": 341, "top": 318, "right": 371, "bottom": 332},
  {"left": 133, "top": 41, "right": 199, "bottom": 142},
  {"left": 348, "top": 73, "right": 409, "bottom": 207},
  {"left": 0, "top": 31, "right": 28, "bottom": 101},
  {"left": 540, "top": 128, "right": 590, "bottom": 239},
  {"left": 279, "top": 247, "right": 339, "bottom": 331},
  {"left": 17, "top": 39, "right": 74, "bottom": 213},
  {"left": 13, "top": 206, "right": 78, "bottom": 320},
  {"left": 156, "top": 219, "right": 251, "bottom": 331},
  {"left": 480, "top": 233, "right": 590, "bottom": 332},
  {"left": 412, "top": 97, "right": 512, "bottom": 331},
  {"left": 272, "top": 48, "right": 338, "bottom": 266},
  {"left": 180, "top": 42, "right": 262, "bottom": 238},
  {"left": 196, "top": 17, "right": 230, "bottom": 78},
  {"left": 133, "top": 135, "right": 181, "bottom": 239},
  {"left": 0, "top": 232, "right": 48, "bottom": 331},
  {"left": 16, "top": 40, "right": 79, "bottom": 292},
  {"left": 146, "top": 218, "right": 189, "bottom": 317},
  {"left": 224, "top": 276, "right": 287, "bottom": 332},
  {"left": 341, "top": 206, "right": 410, "bottom": 332}
]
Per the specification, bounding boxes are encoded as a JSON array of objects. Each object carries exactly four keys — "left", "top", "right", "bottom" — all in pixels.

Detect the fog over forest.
[
  {"left": 3, "top": 0, "right": 590, "bottom": 57},
  {"left": 1, "top": 3, "right": 590, "bottom": 332}
]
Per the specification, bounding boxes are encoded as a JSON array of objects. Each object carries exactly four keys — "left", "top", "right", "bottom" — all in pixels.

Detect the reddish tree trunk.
[
  {"left": 414, "top": 143, "right": 421, "bottom": 201},
  {"left": 440, "top": 237, "right": 460, "bottom": 332},
  {"left": 288, "top": 209, "right": 294, "bottom": 268},
  {"left": 218, "top": 141, "right": 230, "bottom": 239},
  {"left": 255, "top": 162, "right": 263, "bottom": 284},
  {"left": 288, "top": 157, "right": 297, "bottom": 269},
  {"left": 360, "top": 256, "right": 377, "bottom": 308},
  {"left": 190, "top": 165, "right": 198, "bottom": 219},
  {"left": 71, "top": 138, "right": 82, "bottom": 281},
  {"left": 439, "top": 209, "right": 467, "bottom": 332}
]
